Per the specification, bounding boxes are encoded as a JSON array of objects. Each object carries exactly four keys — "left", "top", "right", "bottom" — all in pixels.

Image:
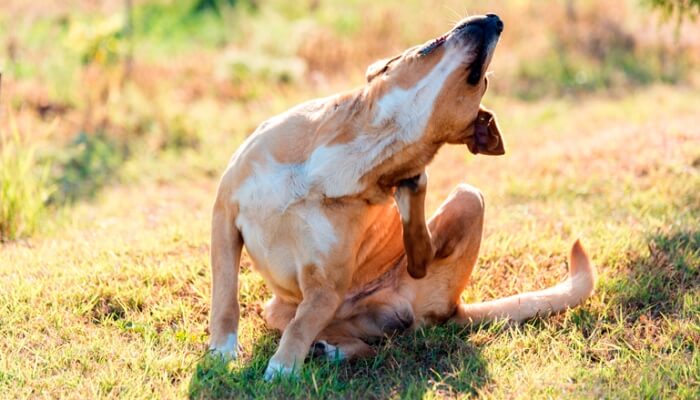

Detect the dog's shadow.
[
  {"left": 601, "top": 227, "right": 700, "bottom": 320},
  {"left": 188, "top": 323, "right": 493, "bottom": 399}
]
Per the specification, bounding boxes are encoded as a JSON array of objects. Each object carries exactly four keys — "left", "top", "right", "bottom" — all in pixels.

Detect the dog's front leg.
[
  {"left": 264, "top": 264, "right": 346, "bottom": 381},
  {"left": 394, "top": 171, "right": 435, "bottom": 279},
  {"left": 208, "top": 200, "right": 243, "bottom": 358}
]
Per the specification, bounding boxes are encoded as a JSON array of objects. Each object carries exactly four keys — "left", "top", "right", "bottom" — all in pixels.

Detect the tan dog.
[{"left": 208, "top": 14, "right": 596, "bottom": 380}]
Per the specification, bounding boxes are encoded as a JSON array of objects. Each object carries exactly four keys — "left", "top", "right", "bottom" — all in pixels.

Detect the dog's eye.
[{"left": 380, "top": 56, "right": 401, "bottom": 75}]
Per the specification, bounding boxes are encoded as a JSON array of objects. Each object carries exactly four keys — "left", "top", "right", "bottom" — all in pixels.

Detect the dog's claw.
[
  {"left": 208, "top": 333, "right": 239, "bottom": 360},
  {"left": 209, "top": 348, "right": 237, "bottom": 360}
]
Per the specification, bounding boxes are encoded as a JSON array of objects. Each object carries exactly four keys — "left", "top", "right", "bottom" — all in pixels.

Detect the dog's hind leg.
[
  {"left": 407, "top": 184, "right": 486, "bottom": 324},
  {"left": 263, "top": 296, "right": 297, "bottom": 332},
  {"left": 311, "top": 335, "right": 374, "bottom": 361},
  {"left": 427, "top": 183, "right": 485, "bottom": 270},
  {"left": 406, "top": 183, "right": 596, "bottom": 326},
  {"left": 310, "top": 306, "right": 410, "bottom": 361}
]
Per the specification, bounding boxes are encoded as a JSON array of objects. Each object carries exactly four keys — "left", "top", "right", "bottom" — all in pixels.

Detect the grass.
[
  {"left": 51, "top": 131, "right": 130, "bottom": 204},
  {"left": 1, "top": 0, "right": 700, "bottom": 398},
  {"left": 0, "top": 115, "right": 54, "bottom": 241},
  {"left": 1, "top": 86, "right": 698, "bottom": 398}
]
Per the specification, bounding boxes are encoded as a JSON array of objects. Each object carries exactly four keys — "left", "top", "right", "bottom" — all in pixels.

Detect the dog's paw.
[
  {"left": 263, "top": 360, "right": 297, "bottom": 381},
  {"left": 311, "top": 340, "right": 346, "bottom": 361},
  {"left": 208, "top": 333, "right": 239, "bottom": 359}
]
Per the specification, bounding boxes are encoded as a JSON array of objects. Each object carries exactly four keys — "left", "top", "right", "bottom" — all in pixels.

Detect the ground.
[{"left": 1, "top": 1, "right": 699, "bottom": 398}]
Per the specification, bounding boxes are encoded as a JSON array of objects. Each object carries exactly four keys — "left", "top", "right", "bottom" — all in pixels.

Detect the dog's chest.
[
  {"left": 227, "top": 92, "right": 423, "bottom": 292},
  {"left": 232, "top": 158, "right": 341, "bottom": 294}
]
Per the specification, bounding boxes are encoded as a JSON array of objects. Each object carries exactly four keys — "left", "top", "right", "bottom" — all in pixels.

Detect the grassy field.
[{"left": 1, "top": 0, "right": 699, "bottom": 398}]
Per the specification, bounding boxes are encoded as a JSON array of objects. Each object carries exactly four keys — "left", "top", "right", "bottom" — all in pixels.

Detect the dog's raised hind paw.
[{"left": 311, "top": 340, "right": 346, "bottom": 361}]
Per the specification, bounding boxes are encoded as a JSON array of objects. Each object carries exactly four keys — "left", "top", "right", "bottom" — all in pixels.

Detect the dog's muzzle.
[{"left": 454, "top": 14, "right": 504, "bottom": 85}]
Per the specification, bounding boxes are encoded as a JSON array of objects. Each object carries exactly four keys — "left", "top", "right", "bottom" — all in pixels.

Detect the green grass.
[
  {"left": 51, "top": 132, "right": 126, "bottom": 203},
  {"left": 1, "top": 86, "right": 699, "bottom": 398}
]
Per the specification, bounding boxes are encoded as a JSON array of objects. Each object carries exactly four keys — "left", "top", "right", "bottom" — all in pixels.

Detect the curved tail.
[{"left": 452, "top": 240, "right": 596, "bottom": 325}]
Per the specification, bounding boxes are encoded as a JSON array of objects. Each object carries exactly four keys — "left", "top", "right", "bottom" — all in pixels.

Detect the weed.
[{"left": 0, "top": 115, "right": 54, "bottom": 241}]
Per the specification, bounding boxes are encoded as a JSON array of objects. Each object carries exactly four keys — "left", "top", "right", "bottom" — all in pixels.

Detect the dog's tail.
[{"left": 451, "top": 240, "right": 596, "bottom": 325}]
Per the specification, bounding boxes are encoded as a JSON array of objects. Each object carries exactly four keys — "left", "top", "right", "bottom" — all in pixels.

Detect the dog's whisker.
[{"left": 443, "top": 4, "right": 462, "bottom": 21}]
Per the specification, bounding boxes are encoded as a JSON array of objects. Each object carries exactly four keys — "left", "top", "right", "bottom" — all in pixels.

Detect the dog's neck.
[
  {"left": 304, "top": 46, "right": 464, "bottom": 202},
  {"left": 322, "top": 88, "right": 444, "bottom": 201}
]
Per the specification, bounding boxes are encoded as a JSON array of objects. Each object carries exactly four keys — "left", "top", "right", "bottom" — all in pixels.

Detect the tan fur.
[
  {"left": 264, "top": 185, "right": 596, "bottom": 360},
  {"left": 209, "top": 14, "right": 596, "bottom": 377},
  {"left": 208, "top": 193, "right": 242, "bottom": 348},
  {"left": 394, "top": 172, "right": 434, "bottom": 279}
]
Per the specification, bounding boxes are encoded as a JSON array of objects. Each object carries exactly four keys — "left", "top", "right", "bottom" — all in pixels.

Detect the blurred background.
[{"left": 1, "top": 0, "right": 699, "bottom": 241}]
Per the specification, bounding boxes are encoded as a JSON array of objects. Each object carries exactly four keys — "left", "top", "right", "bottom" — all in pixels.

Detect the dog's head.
[{"left": 365, "top": 14, "right": 505, "bottom": 156}]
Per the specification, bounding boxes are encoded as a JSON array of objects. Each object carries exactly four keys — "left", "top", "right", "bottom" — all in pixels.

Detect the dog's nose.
[
  {"left": 486, "top": 14, "right": 504, "bottom": 34},
  {"left": 458, "top": 14, "right": 504, "bottom": 35}
]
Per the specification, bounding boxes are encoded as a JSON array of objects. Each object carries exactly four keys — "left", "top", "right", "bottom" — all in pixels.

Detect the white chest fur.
[{"left": 233, "top": 156, "right": 337, "bottom": 292}]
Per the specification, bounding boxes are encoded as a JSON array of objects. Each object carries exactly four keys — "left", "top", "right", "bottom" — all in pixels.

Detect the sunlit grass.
[
  {"left": 1, "top": 87, "right": 699, "bottom": 398},
  {"left": 0, "top": 115, "right": 54, "bottom": 241}
]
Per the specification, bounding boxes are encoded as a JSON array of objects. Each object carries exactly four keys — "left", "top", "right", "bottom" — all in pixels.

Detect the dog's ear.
[
  {"left": 465, "top": 106, "right": 505, "bottom": 156},
  {"left": 365, "top": 55, "right": 400, "bottom": 83}
]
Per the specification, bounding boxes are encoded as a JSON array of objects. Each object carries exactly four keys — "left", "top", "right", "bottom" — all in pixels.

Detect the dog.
[{"left": 208, "top": 14, "right": 596, "bottom": 380}]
